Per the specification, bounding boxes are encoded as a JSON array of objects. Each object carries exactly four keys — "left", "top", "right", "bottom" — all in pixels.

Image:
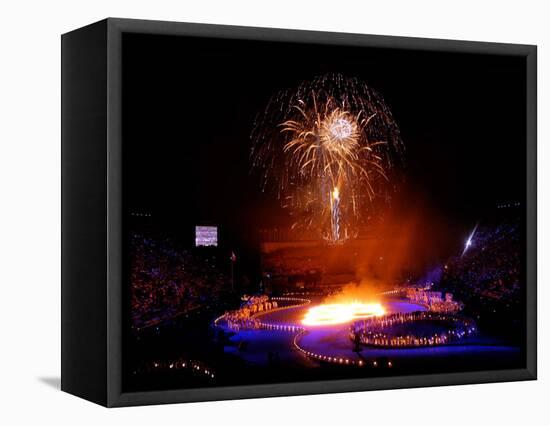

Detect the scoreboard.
[{"left": 195, "top": 226, "right": 218, "bottom": 247}]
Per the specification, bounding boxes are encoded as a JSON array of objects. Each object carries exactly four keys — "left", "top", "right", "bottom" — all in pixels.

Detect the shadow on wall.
[{"left": 38, "top": 377, "right": 60, "bottom": 390}]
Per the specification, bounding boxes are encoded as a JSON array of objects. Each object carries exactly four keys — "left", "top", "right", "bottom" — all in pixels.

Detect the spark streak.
[{"left": 462, "top": 223, "right": 479, "bottom": 257}]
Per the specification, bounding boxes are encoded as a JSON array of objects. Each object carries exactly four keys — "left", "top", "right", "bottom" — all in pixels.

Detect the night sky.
[{"left": 122, "top": 32, "right": 527, "bottom": 252}]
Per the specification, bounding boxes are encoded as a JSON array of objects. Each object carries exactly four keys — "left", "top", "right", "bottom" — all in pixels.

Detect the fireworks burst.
[{"left": 251, "top": 74, "right": 403, "bottom": 242}]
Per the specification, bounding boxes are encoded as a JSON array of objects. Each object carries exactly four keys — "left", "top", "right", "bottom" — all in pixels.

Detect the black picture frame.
[{"left": 61, "top": 17, "right": 537, "bottom": 407}]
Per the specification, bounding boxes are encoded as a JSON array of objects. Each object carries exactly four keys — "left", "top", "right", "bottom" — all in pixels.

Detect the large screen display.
[{"left": 195, "top": 226, "right": 218, "bottom": 247}]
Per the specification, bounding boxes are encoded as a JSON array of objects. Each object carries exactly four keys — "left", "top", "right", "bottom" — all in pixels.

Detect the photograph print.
[{"left": 122, "top": 32, "right": 528, "bottom": 393}]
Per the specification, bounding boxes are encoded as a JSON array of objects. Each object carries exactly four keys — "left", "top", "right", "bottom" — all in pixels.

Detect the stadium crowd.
[
  {"left": 130, "top": 232, "right": 229, "bottom": 330},
  {"left": 438, "top": 219, "right": 521, "bottom": 310}
]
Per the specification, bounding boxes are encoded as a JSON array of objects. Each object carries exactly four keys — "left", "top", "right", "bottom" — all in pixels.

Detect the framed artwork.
[{"left": 61, "top": 18, "right": 537, "bottom": 407}]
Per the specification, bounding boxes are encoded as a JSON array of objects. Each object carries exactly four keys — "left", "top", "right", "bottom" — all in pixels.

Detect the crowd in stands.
[
  {"left": 437, "top": 219, "right": 522, "bottom": 312},
  {"left": 130, "top": 232, "right": 229, "bottom": 330},
  {"left": 264, "top": 254, "right": 323, "bottom": 280}
]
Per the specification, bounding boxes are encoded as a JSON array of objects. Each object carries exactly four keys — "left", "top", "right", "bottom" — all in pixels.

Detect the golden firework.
[
  {"left": 280, "top": 97, "right": 388, "bottom": 200},
  {"left": 251, "top": 74, "right": 402, "bottom": 241}
]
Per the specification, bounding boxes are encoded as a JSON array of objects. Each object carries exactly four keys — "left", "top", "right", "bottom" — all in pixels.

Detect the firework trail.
[
  {"left": 251, "top": 74, "right": 403, "bottom": 242},
  {"left": 331, "top": 187, "right": 340, "bottom": 242},
  {"left": 462, "top": 223, "right": 479, "bottom": 257}
]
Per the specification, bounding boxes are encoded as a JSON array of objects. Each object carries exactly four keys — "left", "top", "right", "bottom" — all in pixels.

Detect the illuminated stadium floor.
[{"left": 221, "top": 298, "right": 521, "bottom": 370}]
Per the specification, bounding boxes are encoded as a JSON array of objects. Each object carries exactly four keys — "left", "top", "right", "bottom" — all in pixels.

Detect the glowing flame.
[
  {"left": 332, "top": 187, "right": 340, "bottom": 200},
  {"left": 302, "top": 302, "right": 385, "bottom": 326}
]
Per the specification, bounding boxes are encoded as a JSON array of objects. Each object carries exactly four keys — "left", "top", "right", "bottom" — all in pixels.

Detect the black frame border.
[{"left": 104, "top": 18, "right": 537, "bottom": 407}]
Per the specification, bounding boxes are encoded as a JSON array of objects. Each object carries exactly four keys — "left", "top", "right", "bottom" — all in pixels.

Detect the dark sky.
[{"left": 122, "top": 32, "right": 527, "bottom": 248}]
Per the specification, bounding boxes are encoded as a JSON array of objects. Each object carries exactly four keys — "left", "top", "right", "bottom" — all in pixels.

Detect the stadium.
[
  {"left": 120, "top": 43, "right": 528, "bottom": 391},
  {"left": 125, "top": 204, "right": 524, "bottom": 391}
]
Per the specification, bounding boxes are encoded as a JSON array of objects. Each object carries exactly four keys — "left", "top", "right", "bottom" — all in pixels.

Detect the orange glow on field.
[{"left": 302, "top": 302, "right": 385, "bottom": 326}]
